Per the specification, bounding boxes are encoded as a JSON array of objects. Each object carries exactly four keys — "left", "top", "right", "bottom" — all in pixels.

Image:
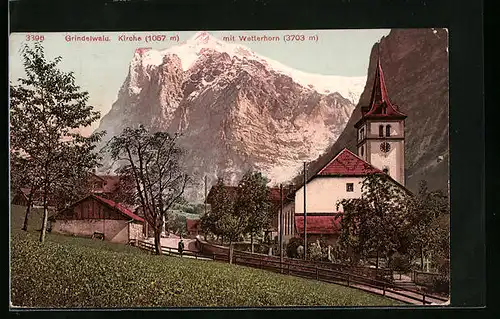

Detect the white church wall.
[{"left": 294, "top": 176, "right": 365, "bottom": 214}]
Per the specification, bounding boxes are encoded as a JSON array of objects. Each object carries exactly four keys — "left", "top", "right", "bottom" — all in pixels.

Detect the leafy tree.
[
  {"left": 106, "top": 174, "right": 137, "bottom": 207},
  {"left": 336, "top": 174, "right": 409, "bottom": 269},
  {"left": 236, "top": 171, "right": 272, "bottom": 253},
  {"left": 404, "top": 180, "right": 450, "bottom": 272},
  {"left": 170, "top": 214, "right": 187, "bottom": 237},
  {"left": 388, "top": 253, "right": 412, "bottom": 279},
  {"left": 201, "top": 178, "right": 248, "bottom": 264},
  {"left": 106, "top": 125, "right": 189, "bottom": 255},
  {"left": 10, "top": 42, "right": 104, "bottom": 242}
]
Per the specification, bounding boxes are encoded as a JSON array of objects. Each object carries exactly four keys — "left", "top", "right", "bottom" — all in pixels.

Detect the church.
[{"left": 279, "top": 55, "right": 411, "bottom": 246}]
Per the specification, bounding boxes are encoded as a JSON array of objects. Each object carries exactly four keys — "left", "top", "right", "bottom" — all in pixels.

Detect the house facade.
[{"left": 49, "top": 194, "right": 144, "bottom": 244}]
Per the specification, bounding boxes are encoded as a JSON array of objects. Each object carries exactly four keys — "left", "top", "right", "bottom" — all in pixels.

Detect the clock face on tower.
[{"left": 380, "top": 142, "right": 391, "bottom": 153}]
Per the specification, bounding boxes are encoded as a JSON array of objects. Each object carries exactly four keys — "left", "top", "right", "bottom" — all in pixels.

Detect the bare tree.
[{"left": 106, "top": 125, "right": 190, "bottom": 255}]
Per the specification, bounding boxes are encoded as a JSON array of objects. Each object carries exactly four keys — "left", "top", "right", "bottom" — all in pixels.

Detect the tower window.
[
  {"left": 386, "top": 125, "right": 391, "bottom": 137},
  {"left": 359, "top": 128, "right": 365, "bottom": 140},
  {"left": 346, "top": 183, "right": 354, "bottom": 192},
  {"left": 379, "top": 125, "right": 384, "bottom": 137},
  {"left": 383, "top": 167, "right": 389, "bottom": 174}
]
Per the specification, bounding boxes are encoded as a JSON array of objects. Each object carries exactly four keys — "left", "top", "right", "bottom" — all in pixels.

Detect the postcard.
[{"left": 9, "top": 28, "right": 450, "bottom": 308}]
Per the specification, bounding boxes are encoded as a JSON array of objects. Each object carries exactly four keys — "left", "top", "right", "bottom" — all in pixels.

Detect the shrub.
[
  {"left": 432, "top": 276, "right": 450, "bottom": 295},
  {"left": 286, "top": 237, "right": 303, "bottom": 258},
  {"left": 388, "top": 253, "right": 412, "bottom": 275}
]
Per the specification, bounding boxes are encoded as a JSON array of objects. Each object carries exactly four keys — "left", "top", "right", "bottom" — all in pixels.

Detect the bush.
[
  {"left": 431, "top": 276, "right": 450, "bottom": 295},
  {"left": 286, "top": 237, "right": 303, "bottom": 258},
  {"left": 388, "top": 253, "right": 412, "bottom": 274}
]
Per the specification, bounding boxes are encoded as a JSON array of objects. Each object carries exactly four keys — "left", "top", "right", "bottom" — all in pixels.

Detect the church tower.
[{"left": 354, "top": 52, "right": 407, "bottom": 186}]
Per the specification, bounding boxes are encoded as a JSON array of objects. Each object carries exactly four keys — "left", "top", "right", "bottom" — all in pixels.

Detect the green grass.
[{"left": 10, "top": 206, "right": 402, "bottom": 308}]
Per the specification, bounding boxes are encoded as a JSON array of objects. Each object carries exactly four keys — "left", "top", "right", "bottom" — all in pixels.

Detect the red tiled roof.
[
  {"left": 317, "top": 148, "right": 383, "bottom": 176},
  {"left": 93, "top": 195, "right": 144, "bottom": 222},
  {"left": 186, "top": 219, "right": 200, "bottom": 232},
  {"left": 355, "top": 57, "right": 406, "bottom": 128},
  {"left": 295, "top": 214, "right": 342, "bottom": 235}
]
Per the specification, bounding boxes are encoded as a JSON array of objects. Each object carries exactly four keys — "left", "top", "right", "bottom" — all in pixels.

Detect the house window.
[
  {"left": 386, "top": 125, "right": 391, "bottom": 137},
  {"left": 361, "top": 145, "right": 364, "bottom": 157},
  {"left": 383, "top": 167, "right": 389, "bottom": 174},
  {"left": 379, "top": 125, "right": 384, "bottom": 137},
  {"left": 346, "top": 183, "right": 354, "bottom": 192}
]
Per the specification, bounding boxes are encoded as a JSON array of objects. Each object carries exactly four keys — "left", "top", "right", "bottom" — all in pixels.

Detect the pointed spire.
[{"left": 362, "top": 41, "right": 406, "bottom": 119}]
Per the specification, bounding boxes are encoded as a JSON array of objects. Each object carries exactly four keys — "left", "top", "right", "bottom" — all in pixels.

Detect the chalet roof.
[
  {"left": 355, "top": 55, "right": 406, "bottom": 128},
  {"left": 295, "top": 213, "right": 342, "bottom": 235},
  {"left": 205, "top": 185, "right": 290, "bottom": 205},
  {"left": 93, "top": 195, "right": 144, "bottom": 222},
  {"left": 52, "top": 194, "right": 144, "bottom": 222}
]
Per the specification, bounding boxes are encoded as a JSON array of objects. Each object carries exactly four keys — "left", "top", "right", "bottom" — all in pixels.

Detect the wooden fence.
[
  {"left": 130, "top": 239, "right": 209, "bottom": 260},
  {"left": 131, "top": 239, "right": 449, "bottom": 305}
]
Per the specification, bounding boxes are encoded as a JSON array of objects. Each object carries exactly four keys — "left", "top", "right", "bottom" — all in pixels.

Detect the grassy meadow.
[{"left": 10, "top": 205, "right": 402, "bottom": 308}]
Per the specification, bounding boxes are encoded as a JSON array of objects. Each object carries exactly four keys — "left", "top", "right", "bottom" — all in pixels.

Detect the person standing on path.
[{"left": 178, "top": 238, "right": 185, "bottom": 257}]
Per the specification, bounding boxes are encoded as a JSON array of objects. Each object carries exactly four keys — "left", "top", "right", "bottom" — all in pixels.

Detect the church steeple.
[
  {"left": 355, "top": 44, "right": 407, "bottom": 126},
  {"left": 354, "top": 42, "right": 407, "bottom": 186}
]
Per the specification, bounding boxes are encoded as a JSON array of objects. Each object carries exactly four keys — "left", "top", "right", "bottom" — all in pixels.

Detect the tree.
[
  {"left": 106, "top": 174, "right": 137, "bottom": 207},
  {"left": 10, "top": 42, "right": 104, "bottom": 242},
  {"left": 170, "top": 214, "right": 187, "bottom": 237},
  {"left": 200, "top": 178, "right": 248, "bottom": 264},
  {"left": 236, "top": 171, "right": 272, "bottom": 253},
  {"left": 336, "top": 174, "right": 409, "bottom": 269},
  {"left": 106, "top": 125, "right": 190, "bottom": 255},
  {"left": 404, "top": 180, "right": 450, "bottom": 271},
  {"left": 51, "top": 171, "right": 94, "bottom": 211}
]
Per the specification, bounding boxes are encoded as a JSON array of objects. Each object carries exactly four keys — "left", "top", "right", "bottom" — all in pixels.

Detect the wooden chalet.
[{"left": 49, "top": 194, "right": 144, "bottom": 243}]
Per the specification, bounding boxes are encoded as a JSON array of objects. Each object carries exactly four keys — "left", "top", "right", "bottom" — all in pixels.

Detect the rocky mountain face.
[
  {"left": 96, "top": 32, "right": 365, "bottom": 200},
  {"left": 295, "top": 28, "right": 449, "bottom": 193}
]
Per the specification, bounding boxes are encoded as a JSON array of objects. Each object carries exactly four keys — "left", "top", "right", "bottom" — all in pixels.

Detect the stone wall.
[
  {"left": 52, "top": 219, "right": 129, "bottom": 243},
  {"left": 128, "top": 222, "right": 143, "bottom": 241}
]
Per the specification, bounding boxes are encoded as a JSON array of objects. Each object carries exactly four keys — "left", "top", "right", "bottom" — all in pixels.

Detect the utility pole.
[
  {"left": 303, "top": 162, "right": 307, "bottom": 260},
  {"left": 204, "top": 175, "right": 208, "bottom": 215},
  {"left": 280, "top": 183, "right": 284, "bottom": 273}
]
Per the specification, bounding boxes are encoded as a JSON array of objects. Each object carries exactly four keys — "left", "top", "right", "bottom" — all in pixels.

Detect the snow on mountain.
[
  {"left": 135, "top": 31, "right": 366, "bottom": 104},
  {"left": 97, "top": 31, "right": 369, "bottom": 200}
]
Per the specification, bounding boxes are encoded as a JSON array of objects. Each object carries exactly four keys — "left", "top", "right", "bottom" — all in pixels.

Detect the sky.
[{"left": 9, "top": 29, "right": 390, "bottom": 135}]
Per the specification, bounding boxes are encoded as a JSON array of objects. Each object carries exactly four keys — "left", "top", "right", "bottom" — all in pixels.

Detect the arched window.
[
  {"left": 379, "top": 125, "right": 384, "bottom": 137},
  {"left": 386, "top": 125, "right": 391, "bottom": 137}
]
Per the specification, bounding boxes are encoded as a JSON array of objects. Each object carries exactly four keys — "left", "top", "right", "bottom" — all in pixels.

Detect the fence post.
[
  {"left": 347, "top": 274, "right": 350, "bottom": 287},
  {"left": 383, "top": 283, "right": 386, "bottom": 296},
  {"left": 288, "top": 263, "right": 290, "bottom": 275},
  {"left": 423, "top": 294, "right": 426, "bottom": 305},
  {"left": 259, "top": 259, "right": 262, "bottom": 269},
  {"left": 213, "top": 253, "right": 215, "bottom": 261},
  {"left": 316, "top": 266, "right": 319, "bottom": 280}
]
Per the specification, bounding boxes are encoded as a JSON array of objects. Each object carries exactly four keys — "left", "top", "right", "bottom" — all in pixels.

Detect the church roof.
[
  {"left": 355, "top": 55, "right": 406, "bottom": 128},
  {"left": 317, "top": 148, "right": 383, "bottom": 176}
]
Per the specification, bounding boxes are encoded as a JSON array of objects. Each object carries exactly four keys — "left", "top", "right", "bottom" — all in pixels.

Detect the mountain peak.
[{"left": 190, "top": 31, "right": 218, "bottom": 45}]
